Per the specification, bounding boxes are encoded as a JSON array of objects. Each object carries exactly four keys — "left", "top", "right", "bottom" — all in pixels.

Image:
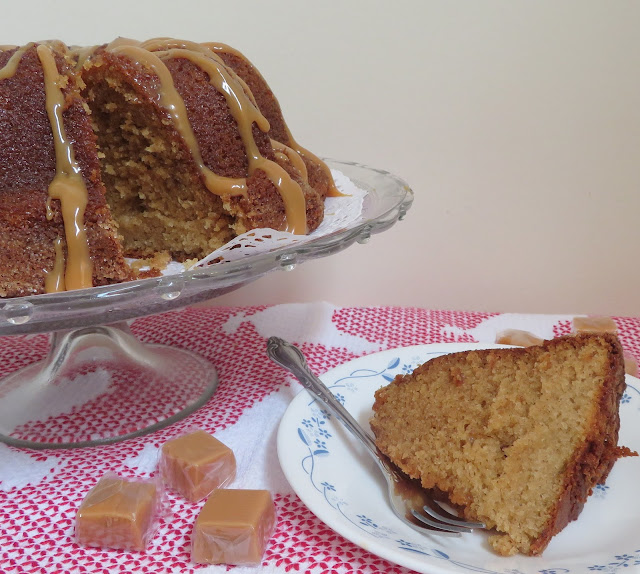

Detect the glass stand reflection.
[{"left": 0, "top": 322, "right": 218, "bottom": 449}]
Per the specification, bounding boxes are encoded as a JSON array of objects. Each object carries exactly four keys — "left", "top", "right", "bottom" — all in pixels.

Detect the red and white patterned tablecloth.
[{"left": 1, "top": 303, "right": 639, "bottom": 574}]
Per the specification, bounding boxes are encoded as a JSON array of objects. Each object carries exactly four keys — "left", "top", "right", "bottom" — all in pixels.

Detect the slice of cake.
[{"left": 371, "top": 333, "right": 633, "bottom": 556}]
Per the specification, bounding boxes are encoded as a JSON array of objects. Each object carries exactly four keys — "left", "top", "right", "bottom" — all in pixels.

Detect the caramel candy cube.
[
  {"left": 191, "top": 489, "right": 276, "bottom": 565},
  {"left": 161, "top": 430, "right": 236, "bottom": 502},
  {"left": 495, "top": 329, "right": 544, "bottom": 347},
  {"left": 75, "top": 475, "right": 158, "bottom": 551},
  {"left": 572, "top": 316, "right": 618, "bottom": 334}
]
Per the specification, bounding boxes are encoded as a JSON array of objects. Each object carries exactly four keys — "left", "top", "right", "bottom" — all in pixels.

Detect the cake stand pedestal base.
[{"left": 0, "top": 322, "right": 217, "bottom": 449}]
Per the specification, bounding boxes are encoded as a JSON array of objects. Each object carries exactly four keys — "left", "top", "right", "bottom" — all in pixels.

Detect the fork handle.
[{"left": 267, "top": 337, "right": 382, "bottom": 460}]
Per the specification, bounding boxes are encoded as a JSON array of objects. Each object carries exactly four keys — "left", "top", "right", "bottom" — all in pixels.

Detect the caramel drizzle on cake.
[
  {"left": 204, "top": 42, "right": 342, "bottom": 198},
  {"left": 0, "top": 44, "right": 33, "bottom": 78},
  {"left": 1, "top": 43, "right": 93, "bottom": 292},
  {"left": 71, "top": 44, "right": 99, "bottom": 71},
  {"left": 271, "top": 139, "right": 309, "bottom": 182},
  {"left": 107, "top": 43, "right": 249, "bottom": 198},
  {"left": 110, "top": 38, "right": 307, "bottom": 234},
  {"left": 37, "top": 44, "right": 93, "bottom": 292}
]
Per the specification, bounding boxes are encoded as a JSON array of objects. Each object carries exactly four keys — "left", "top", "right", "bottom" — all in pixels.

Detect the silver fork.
[{"left": 266, "top": 336, "right": 485, "bottom": 536}]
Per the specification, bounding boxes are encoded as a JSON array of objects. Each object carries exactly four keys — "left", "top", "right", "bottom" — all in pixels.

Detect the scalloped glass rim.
[{"left": 0, "top": 159, "right": 414, "bottom": 335}]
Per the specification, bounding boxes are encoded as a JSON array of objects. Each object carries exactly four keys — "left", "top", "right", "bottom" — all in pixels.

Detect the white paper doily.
[{"left": 159, "top": 169, "right": 366, "bottom": 274}]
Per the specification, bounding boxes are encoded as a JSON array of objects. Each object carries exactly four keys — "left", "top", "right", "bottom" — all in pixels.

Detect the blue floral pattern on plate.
[{"left": 277, "top": 343, "right": 640, "bottom": 574}]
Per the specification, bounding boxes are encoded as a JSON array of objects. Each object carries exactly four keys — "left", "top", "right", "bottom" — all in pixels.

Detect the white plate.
[{"left": 277, "top": 343, "right": 640, "bottom": 574}]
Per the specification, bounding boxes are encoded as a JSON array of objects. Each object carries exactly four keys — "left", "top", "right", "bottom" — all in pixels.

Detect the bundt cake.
[
  {"left": 0, "top": 38, "right": 337, "bottom": 297},
  {"left": 371, "top": 333, "right": 634, "bottom": 556}
]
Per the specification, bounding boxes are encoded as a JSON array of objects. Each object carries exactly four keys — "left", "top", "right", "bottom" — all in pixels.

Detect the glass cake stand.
[{"left": 0, "top": 160, "right": 413, "bottom": 449}]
